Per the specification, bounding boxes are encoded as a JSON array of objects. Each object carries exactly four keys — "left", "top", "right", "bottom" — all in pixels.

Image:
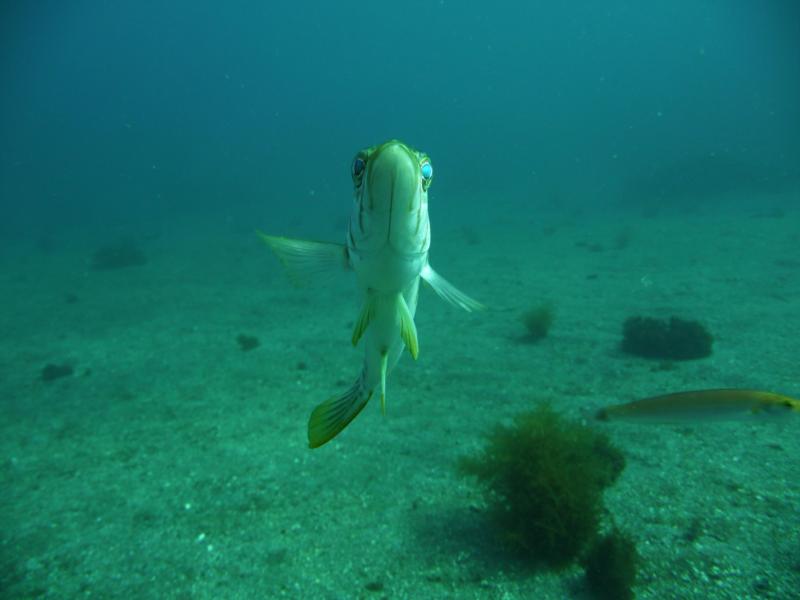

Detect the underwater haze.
[
  {"left": 2, "top": 1, "right": 799, "bottom": 236},
  {"left": 2, "top": 1, "right": 799, "bottom": 599}
]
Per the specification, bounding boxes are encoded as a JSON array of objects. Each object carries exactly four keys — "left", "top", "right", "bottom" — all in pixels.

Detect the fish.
[
  {"left": 259, "top": 140, "right": 483, "bottom": 448},
  {"left": 596, "top": 389, "right": 800, "bottom": 423}
]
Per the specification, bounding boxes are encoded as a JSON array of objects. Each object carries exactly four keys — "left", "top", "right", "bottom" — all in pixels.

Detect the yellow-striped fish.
[
  {"left": 260, "top": 140, "right": 483, "bottom": 448},
  {"left": 596, "top": 389, "right": 800, "bottom": 422}
]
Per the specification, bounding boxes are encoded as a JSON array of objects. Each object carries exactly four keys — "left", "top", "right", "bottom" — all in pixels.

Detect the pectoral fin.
[
  {"left": 397, "top": 294, "right": 419, "bottom": 359},
  {"left": 258, "top": 232, "right": 348, "bottom": 287},
  {"left": 420, "top": 264, "right": 485, "bottom": 312}
]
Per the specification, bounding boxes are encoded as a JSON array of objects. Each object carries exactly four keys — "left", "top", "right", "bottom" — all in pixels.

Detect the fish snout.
[{"left": 365, "top": 143, "right": 421, "bottom": 215}]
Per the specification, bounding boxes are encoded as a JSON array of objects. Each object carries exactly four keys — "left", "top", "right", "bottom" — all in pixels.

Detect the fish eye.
[
  {"left": 420, "top": 161, "right": 433, "bottom": 190},
  {"left": 420, "top": 160, "right": 433, "bottom": 181},
  {"left": 352, "top": 157, "right": 366, "bottom": 185},
  {"left": 420, "top": 159, "right": 433, "bottom": 191}
]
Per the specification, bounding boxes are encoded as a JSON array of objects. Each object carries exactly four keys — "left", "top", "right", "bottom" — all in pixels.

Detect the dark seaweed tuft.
[
  {"left": 520, "top": 303, "right": 555, "bottom": 341},
  {"left": 583, "top": 528, "right": 638, "bottom": 600},
  {"left": 91, "top": 239, "right": 147, "bottom": 270},
  {"left": 459, "top": 404, "right": 625, "bottom": 569},
  {"left": 621, "top": 316, "right": 712, "bottom": 360},
  {"left": 236, "top": 334, "right": 260, "bottom": 352},
  {"left": 41, "top": 363, "right": 74, "bottom": 382}
]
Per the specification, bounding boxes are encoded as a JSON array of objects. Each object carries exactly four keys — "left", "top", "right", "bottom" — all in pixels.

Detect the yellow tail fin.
[{"left": 307, "top": 379, "right": 373, "bottom": 448}]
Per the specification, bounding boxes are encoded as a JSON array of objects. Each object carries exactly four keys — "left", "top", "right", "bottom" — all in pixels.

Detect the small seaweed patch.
[
  {"left": 41, "top": 363, "right": 74, "bottom": 382},
  {"left": 364, "top": 581, "right": 384, "bottom": 593},
  {"left": 612, "top": 227, "right": 634, "bottom": 250},
  {"left": 236, "top": 334, "right": 260, "bottom": 352},
  {"left": 520, "top": 303, "right": 555, "bottom": 341},
  {"left": 91, "top": 239, "right": 147, "bottom": 270},
  {"left": 459, "top": 404, "right": 625, "bottom": 569},
  {"left": 460, "top": 226, "right": 481, "bottom": 246},
  {"left": 583, "top": 528, "right": 638, "bottom": 600},
  {"left": 575, "top": 240, "right": 605, "bottom": 252},
  {"left": 621, "top": 316, "right": 713, "bottom": 360}
]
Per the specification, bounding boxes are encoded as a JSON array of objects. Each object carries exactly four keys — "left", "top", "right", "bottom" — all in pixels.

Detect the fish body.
[
  {"left": 260, "top": 140, "right": 482, "bottom": 447},
  {"left": 597, "top": 389, "right": 800, "bottom": 423}
]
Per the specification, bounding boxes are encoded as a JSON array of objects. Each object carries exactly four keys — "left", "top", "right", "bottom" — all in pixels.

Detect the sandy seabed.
[{"left": 2, "top": 206, "right": 799, "bottom": 599}]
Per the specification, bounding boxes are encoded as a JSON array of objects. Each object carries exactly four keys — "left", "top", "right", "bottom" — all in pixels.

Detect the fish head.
[
  {"left": 757, "top": 392, "right": 800, "bottom": 417},
  {"left": 348, "top": 140, "right": 431, "bottom": 257}
]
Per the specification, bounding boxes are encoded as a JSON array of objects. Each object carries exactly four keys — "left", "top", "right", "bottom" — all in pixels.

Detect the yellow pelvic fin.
[
  {"left": 307, "top": 380, "right": 373, "bottom": 448},
  {"left": 352, "top": 297, "right": 375, "bottom": 347},
  {"left": 380, "top": 351, "right": 388, "bottom": 415},
  {"left": 397, "top": 294, "right": 419, "bottom": 359}
]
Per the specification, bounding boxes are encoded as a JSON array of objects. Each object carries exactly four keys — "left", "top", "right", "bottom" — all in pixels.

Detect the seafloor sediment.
[{"left": 2, "top": 208, "right": 798, "bottom": 599}]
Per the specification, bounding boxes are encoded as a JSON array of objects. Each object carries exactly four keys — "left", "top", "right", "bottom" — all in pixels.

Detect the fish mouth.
[
  {"left": 350, "top": 140, "right": 430, "bottom": 258},
  {"left": 362, "top": 142, "right": 425, "bottom": 253},
  {"left": 365, "top": 142, "right": 420, "bottom": 217}
]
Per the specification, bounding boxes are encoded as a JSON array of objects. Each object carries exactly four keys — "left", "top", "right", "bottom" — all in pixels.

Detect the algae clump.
[
  {"left": 583, "top": 528, "right": 638, "bottom": 600},
  {"left": 91, "top": 239, "right": 147, "bottom": 270},
  {"left": 621, "top": 315, "right": 712, "bottom": 360},
  {"left": 520, "top": 303, "right": 555, "bottom": 341},
  {"left": 459, "top": 404, "right": 625, "bottom": 569}
]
